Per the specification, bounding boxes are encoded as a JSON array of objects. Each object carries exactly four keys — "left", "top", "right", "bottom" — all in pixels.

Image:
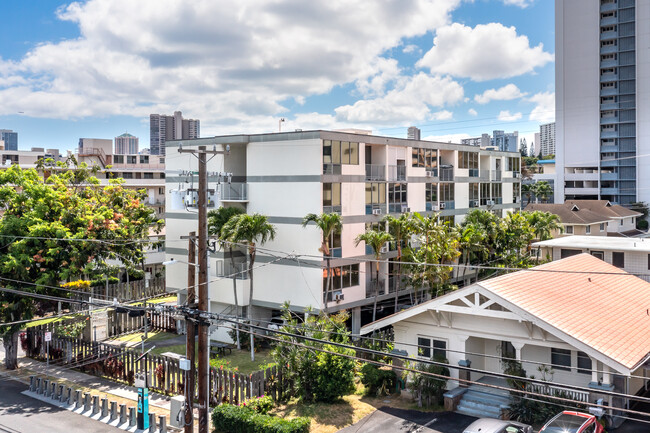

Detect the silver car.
[{"left": 463, "top": 418, "right": 533, "bottom": 433}]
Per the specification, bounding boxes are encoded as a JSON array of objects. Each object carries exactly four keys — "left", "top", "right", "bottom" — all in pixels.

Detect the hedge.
[{"left": 212, "top": 404, "right": 310, "bottom": 433}]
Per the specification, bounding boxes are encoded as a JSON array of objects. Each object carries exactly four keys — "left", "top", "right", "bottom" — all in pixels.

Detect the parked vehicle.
[
  {"left": 463, "top": 418, "right": 533, "bottom": 433},
  {"left": 538, "top": 411, "right": 604, "bottom": 433}
]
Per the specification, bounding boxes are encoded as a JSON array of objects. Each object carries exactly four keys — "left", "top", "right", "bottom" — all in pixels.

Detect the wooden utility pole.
[
  {"left": 184, "top": 231, "right": 196, "bottom": 433},
  {"left": 178, "top": 144, "right": 229, "bottom": 433}
]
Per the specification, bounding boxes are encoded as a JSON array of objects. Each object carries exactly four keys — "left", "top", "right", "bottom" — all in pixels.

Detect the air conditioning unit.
[
  {"left": 380, "top": 246, "right": 389, "bottom": 254},
  {"left": 431, "top": 204, "right": 440, "bottom": 211},
  {"left": 334, "top": 293, "right": 344, "bottom": 302},
  {"left": 471, "top": 200, "right": 479, "bottom": 207},
  {"left": 486, "top": 199, "right": 495, "bottom": 206},
  {"left": 401, "top": 206, "right": 410, "bottom": 213},
  {"left": 439, "top": 202, "right": 446, "bottom": 209},
  {"left": 425, "top": 171, "right": 433, "bottom": 178},
  {"left": 372, "top": 208, "right": 382, "bottom": 215}
]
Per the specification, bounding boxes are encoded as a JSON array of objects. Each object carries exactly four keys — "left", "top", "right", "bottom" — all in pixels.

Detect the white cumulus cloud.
[
  {"left": 335, "top": 73, "right": 464, "bottom": 124},
  {"left": 497, "top": 110, "right": 522, "bottom": 121},
  {"left": 423, "top": 133, "right": 471, "bottom": 144},
  {"left": 529, "top": 91, "right": 555, "bottom": 123},
  {"left": 474, "top": 83, "right": 527, "bottom": 104},
  {"left": 417, "top": 23, "right": 553, "bottom": 81},
  {"left": 502, "top": 0, "right": 534, "bottom": 8},
  {"left": 468, "top": 108, "right": 478, "bottom": 116}
]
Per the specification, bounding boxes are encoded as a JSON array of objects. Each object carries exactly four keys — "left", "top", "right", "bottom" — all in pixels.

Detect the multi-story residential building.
[
  {"left": 115, "top": 133, "right": 139, "bottom": 155},
  {"left": 533, "top": 236, "right": 650, "bottom": 282},
  {"left": 461, "top": 134, "right": 491, "bottom": 148},
  {"left": 407, "top": 126, "right": 421, "bottom": 140},
  {"left": 491, "top": 130, "right": 518, "bottom": 153},
  {"left": 533, "top": 132, "right": 541, "bottom": 156},
  {"left": 556, "top": 0, "right": 648, "bottom": 206},
  {"left": 150, "top": 111, "right": 200, "bottom": 156},
  {"left": 540, "top": 122, "right": 556, "bottom": 156},
  {"left": 0, "top": 129, "right": 18, "bottom": 151},
  {"left": 164, "top": 130, "right": 521, "bottom": 340}
]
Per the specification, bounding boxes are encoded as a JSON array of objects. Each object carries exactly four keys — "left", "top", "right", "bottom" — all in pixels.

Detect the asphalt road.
[
  {"left": 338, "top": 407, "right": 477, "bottom": 433},
  {"left": 0, "top": 377, "right": 122, "bottom": 433}
]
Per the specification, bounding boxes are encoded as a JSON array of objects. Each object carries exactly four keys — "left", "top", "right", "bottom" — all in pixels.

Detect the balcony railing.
[
  {"left": 330, "top": 247, "right": 342, "bottom": 258},
  {"left": 388, "top": 165, "right": 406, "bottom": 181},
  {"left": 468, "top": 169, "right": 479, "bottom": 177},
  {"left": 442, "top": 200, "right": 455, "bottom": 210},
  {"left": 365, "top": 204, "right": 387, "bottom": 215},
  {"left": 366, "top": 279, "right": 385, "bottom": 298},
  {"left": 215, "top": 260, "right": 249, "bottom": 280},
  {"left": 439, "top": 167, "right": 454, "bottom": 182},
  {"left": 491, "top": 170, "right": 502, "bottom": 181},
  {"left": 323, "top": 164, "right": 342, "bottom": 175},
  {"left": 219, "top": 183, "right": 248, "bottom": 201},
  {"left": 365, "top": 164, "right": 386, "bottom": 181}
]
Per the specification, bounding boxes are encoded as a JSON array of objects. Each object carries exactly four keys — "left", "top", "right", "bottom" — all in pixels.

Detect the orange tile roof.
[{"left": 479, "top": 254, "right": 650, "bottom": 370}]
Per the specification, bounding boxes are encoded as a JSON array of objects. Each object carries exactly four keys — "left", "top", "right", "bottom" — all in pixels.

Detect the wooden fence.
[{"left": 23, "top": 331, "right": 286, "bottom": 404}]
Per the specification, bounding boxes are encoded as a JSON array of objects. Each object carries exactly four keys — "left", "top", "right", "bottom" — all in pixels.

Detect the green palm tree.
[
  {"left": 302, "top": 212, "right": 342, "bottom": 314},
  {"left": 523, "top": 210, "right": 563, "bottom": 261},
  {"left": 522, "top": 183, "right": 534, "bottom": 206},
  {"left": 382, "top": 213, "right": 413, "bottom": 313},
  {"left": 457, "top": 223, "right": 487, "bottom": 285},
  {"left": 208, "top": 206, "right": 245, "bottom": 349},
  {"left": 355, "top": 230, "right": 394, "bottom": 323},
  {"left": 221, "top": 213, "right": 276, "bottom": 361},
  {"left": 534, "top": 181, "right": 553, "bottom": 203}
]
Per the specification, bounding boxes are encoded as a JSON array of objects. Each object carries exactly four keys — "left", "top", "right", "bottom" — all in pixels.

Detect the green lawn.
[
  {"left": 111, "top": 330, "right": 178, "bottom": 344},
  {"left": 151, "top": 343, "right": 274, "bottom": 375}
]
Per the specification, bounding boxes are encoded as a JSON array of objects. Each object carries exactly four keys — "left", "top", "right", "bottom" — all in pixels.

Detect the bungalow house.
[
  {"left": 360, "top": 254, "right": 650, "bottom": 425},
  {"left": 565, "top": 200, "right": 642, "bottom": 236},
  {"left": 524, "top": 202, "right": 610, "bottom": 237}
]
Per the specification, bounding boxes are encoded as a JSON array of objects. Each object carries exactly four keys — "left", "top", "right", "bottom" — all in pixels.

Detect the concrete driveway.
[{"left": 338, "top": 407, "right": 477, "bottom": 433}]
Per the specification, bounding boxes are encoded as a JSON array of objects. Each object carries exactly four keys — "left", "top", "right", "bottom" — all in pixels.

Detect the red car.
[{"left": 539, "top": 411, "right": 604, "bottom": 433}]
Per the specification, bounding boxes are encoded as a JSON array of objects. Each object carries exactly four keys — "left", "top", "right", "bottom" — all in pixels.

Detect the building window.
[
  {"left": 365, "top": 182, "right": 386, "bottom": 213},
  {"left": 592, "top": 251, "right": 604, "bottom": 261},
  {"left": 323, "top": 140, "right": 359, "bottom": 165},
  {"left": 323, "top": 183, "right": 341, "bottom": 213},
  {"left": 325, "top": 264, "right": 359, "bottom": 295},
  {"left": 158, "top": 187, "right": 164, "bottom": 195},
  {"left": 491, "top": 183, "right": 502, "bottom": 204},
  {"left": 121, "top": 172, "right": 133, "bottom": 179},
  {"left": 440, "top": 183, "right": 454, "bottom": 208},
  {"left": 613, "top": 252, "right": 625, "bottom": 268},
  {"left": 412, "top": 148, "right": 438, "bottom": 169},
  {"left": 139, "top": 155, "right": 149, "bottom": 164},
  {"left": 620, "top": 219, "right": 624, "bottom": 226},
  {"left": 144, "top": 172, "right": 154, "bottom": 179},
  {"left": 458, "top": 151, "right": 478, "bottom": 170},
  {"left": 577, "top": 351, "right": 592, "bottom": 375},
  {"left": 551, "top": 348, "right": 571, "bottom": 371},
  {"left": 600, "top": 223, "right": 605, "bottom": 232},
  {"left": 470, "top": 183, "right": 480, "bottom": 207},
  {"left": 417, "top": 337, "right": 447, "bottom": 359},
  {"left": 566, "top": 226, "right": 574, "bottom": 234},
  {"left": 512, "top": 182, "right": 520, "bottom": 204},
  {"left": 113, "top": 155, "right": 124, "bottom": 164},
  {"left": 127, "top": 155, "right": 137, "bottom": 164},
  {"left": 586, "top": 226, "right": 591, "bottom": 234},
  {"left": 388, "top": 183, "right": 407, "bottom": 212},
  {"left": 425, "top": 183, "right": 438, "bottom": 210}
]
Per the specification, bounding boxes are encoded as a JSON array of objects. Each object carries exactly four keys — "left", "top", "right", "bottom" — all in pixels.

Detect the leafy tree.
[
  {"left": 355, "top": 229, "right": 393, "bottom": 322},
  {"left": 382, "top": 213, "right": 414, "bottom": 312},
  {"left": 271, "top": 305, "right": 355, "bottom": 403},
  {"left": 221, "top": 213, "right": 276, "bottom": 361},
  {"left": 0, "top": 162, "right": 162, "bottom": 369},
  {"left": 301, "top": 213, "right": 342, "bottom": 314},
  {"left": 208, "top": 206, "right": 245, "bottom": 348},
  {"left": 534, "top": 181, "right": 553, "bottom": 203},
  {"left": 521, "top": 183, "right": 534, "bottom": 206},
  {"left": 457, "top": 223, "right": 487, "bottom": 285},
  {"left": 403, "top": 213, "right": 460, "bottom": 303}
]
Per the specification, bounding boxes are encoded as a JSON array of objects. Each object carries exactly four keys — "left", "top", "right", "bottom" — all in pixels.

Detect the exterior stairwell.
[{"left": 455, "top": 377, "right": 513, "bottom": 419}]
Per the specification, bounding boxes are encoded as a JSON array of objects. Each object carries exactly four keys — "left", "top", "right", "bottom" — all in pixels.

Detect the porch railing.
[{"left": 526, "top": 382, "right": 590, "bottom": 403}]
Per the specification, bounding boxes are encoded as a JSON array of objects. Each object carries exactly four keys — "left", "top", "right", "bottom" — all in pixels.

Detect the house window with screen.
[
  {"left": 551, "top": 348, "right": 571, "bottom": 371},
  {"left": 417, "top": 337, "right": 447, "bottom": 359},
  {"left": 577, "top": 351, "right": 592, "bottom": 374}
]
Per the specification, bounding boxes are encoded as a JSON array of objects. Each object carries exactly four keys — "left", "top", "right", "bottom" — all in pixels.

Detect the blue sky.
[{"left": 0, "top": 0, "right": 554, "bottom": 153}]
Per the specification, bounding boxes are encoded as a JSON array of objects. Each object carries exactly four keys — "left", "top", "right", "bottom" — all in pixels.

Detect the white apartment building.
[
  {"left": 164, "top": 130, "right": 521, "bottom": 340},
  {"left": 540, "top": 122, "right": 556, "bottom": 157},
  {"left": 556, "top": 0, "right": 650, "bottom": 206}
]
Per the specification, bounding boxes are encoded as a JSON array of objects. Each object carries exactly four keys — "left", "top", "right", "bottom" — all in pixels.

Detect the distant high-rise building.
[
  {"left": 114, "top": 133, "right": 139, "bottom": 155},
  {"left": 461, "top": 134, "right": 491, "bottom": 147},
  {"left": 533, "top": 132, "right": 541, "bottom": 156},
  {"left": 0, "top": 130, "right": 18, "bottom": 151},
  {"left": 149, "top": 111, "right": 200, "bottom": 155},
  {"left": 407, "top": 126, "right": 421, "bottom": 140},
  {"left": 540, "top": 122, "right": 556, "bottom": 157},
  {"left": 556, "top": 0, "right": 648, "bottom": 205},
  {"left": 491, "top": 130, "right": 518, "bottom": 153}
]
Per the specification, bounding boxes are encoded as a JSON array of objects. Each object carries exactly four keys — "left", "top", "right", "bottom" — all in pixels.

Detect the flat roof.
[{"left": 533, "top": 235, "right": 650, "bottom": 252}]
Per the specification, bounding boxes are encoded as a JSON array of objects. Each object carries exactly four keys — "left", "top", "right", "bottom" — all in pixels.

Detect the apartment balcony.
[
  {"left": 323, "top": 164, "right": 342, "bottom": 175},
  {"left": 600, "top": 130, "right": 618, "bottom": 139},
  {"left": 600, "top": 31, "right": 618, "bottom": 41},
  {"left": 491, "top": 170, "right": 502, "bottom": 181},
  {"left": 600, "top": 3, "right": 617, "bottom": 13},
  {"left": 600, "top": 159, "right": 619, "bottom": 167},
  {"left": 439, "top": 167, "right": 454, "bottom": 182},
  {"left": 215, "top": 260, "right": 249, "bottom": 280},
  {"left": 388, "top": 203, "right": 410, "bottom": 213},
  {"left": 468, "top": 168, "right": 479, "bottom": 178},
  {"left": 601, "top": 172, "right": 619, "bottom": 181},
  {"left": 479, "top": 170, "right": 490, "bottom": 181},
  {"left": 566, "top": 187, "right": 600, "bottom": 196},
  {"left": 600, "top": 144, "right": 619, "bottom": 153},
  {"left": 600, "top": 73, "right": 618, "bottom": 83},
  {"left": 565, "top": 171, "right": 599, "bottom": 181},
  {"left": 388, "top": 165, "right": 406, "bottom": 181},
  {"left": 442, "top": 200, "right": 455, "bottom": 210},
  {"left": 146, "top": 199, "right": 165, "bottom": 207},
  {"left": 426, "top": 168, "right": 438, "bottom": 178},
  {"left": 600, "top": 59, "right": 618, "bottom": 68},
  {"left": 600, "top": 187, "right": 619, "bottom": 195},
  {"left": 600, "top": 102, "right": 619, "bottom": 110},
  {"left": 600, "top": 87, "right": 618, "bottom": 96},
  {"left": 600, "top": 45, "right": 618, "bottom": 55},
  {"left": 219, "top": 183, "right": 248, "bottom": 202},
  {"left": 365, "top": 204, "right": 387, "bottom": 215},
  {"left": 600, "top": 16, "right": 617, "bottom": 26},
  {"left": 600, "top": 116, "right": 619, "bottom": 125},
  {"left": 365, "top": 164, "right": 386, "bottom": 181}
]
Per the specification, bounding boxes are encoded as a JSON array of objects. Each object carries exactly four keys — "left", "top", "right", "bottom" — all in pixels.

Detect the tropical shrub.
[
  {"left": 360, "top": 363, "right": 396, "bottom": 396},
  {"left": 311, "top": 344, "right": 356, "bottom": 402},
  {"left": 242, "top": 395, "right": 274, "bottom": 415},
  {"left": 405, "top": 357, "right": 450, "bottom": 407},
  {"left": 211, "top": 403, "right": 310, "bottom": 433}
]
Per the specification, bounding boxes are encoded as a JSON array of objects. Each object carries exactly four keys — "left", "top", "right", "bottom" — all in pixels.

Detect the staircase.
[{"left": 456, "top": 376, "right": 513, "bottom": 419}]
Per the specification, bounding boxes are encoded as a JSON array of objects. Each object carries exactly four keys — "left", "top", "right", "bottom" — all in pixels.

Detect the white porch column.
[
  {"left": 351, "top": 307, "right": 361, "bottom": 336},
  {"left": 590, "top": 357, "right": 599, "bottom": 384},
  {"left": 603, "top": 365, "right": 611, "bottom": 385},
  {"left": 449, "top": 335, "right": 469, "bottom": 389},
  {"left": 511, "top": 342, "right": 525, "bottom": 361}
]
